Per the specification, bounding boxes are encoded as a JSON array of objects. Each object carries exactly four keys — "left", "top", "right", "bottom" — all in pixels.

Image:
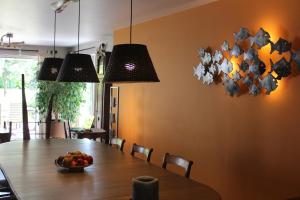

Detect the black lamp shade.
[
  {"left": 103, "top": 44, "right": 159, "bottom": 83},
  {"left": 56, "top": 53, "right": 99, "bottom": 83},
  {"left": 38, "top": 58, "right": 64, "bottom": 81}
]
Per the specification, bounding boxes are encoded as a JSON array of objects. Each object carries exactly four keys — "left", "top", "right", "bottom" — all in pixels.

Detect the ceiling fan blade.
[
  {"left": 11, "top": 41, "right": 25, "bottom": 46},
  {"left": 51, "top": 0, "right": 65, "bottom": 10},
  {"left": 51, "top": 0, "right": 79, "bottom": 12},
  {"left": 1, "top": 41, "right": 25, "bottom": 48},
  {"left": 0, "top": 47, "right": 38, "bottom": 52}
]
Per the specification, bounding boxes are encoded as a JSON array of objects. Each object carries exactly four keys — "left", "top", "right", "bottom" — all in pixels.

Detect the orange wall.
[{"left": 113, "top": 0, "right": 300, "bottom": 199}]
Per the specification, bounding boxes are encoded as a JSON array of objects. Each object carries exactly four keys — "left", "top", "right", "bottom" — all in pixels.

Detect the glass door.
[{"left": 0, "top": 56, "right": 39, "bottom": 139}]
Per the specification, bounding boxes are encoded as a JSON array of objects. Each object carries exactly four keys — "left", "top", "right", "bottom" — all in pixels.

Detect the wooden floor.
[{"left": 0, "top": 139, "right": 220, "bottom": 200}]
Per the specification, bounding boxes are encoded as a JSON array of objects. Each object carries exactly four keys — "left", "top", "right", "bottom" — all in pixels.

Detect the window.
[
  {"left": 0, "top": 51, "right": 102, "bottom": 138},
  {"left": 0, "top": 56, "right": 39, "bottom": 138},
  {"left": 73, "top": 54, "right": 98, "bottom": 129}
]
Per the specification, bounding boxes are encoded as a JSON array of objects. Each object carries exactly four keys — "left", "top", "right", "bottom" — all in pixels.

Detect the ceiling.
[{"left": 0, "top": 0, "right": 216, "bottom": 47}]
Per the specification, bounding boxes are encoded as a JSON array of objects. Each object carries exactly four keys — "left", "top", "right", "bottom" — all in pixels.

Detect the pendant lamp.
[
  {"left": 56, "top": 0, "right": 99, "bottom": 83},
  {"left": 103, "top": 0, "right": 159, "bottom": 83},
  {"left": 38, "top": 11, "right": 63, "bottom": 81}
]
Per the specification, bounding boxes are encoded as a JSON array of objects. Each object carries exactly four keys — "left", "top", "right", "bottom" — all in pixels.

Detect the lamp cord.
[
  {"left": 53, "top": 11, "right": 57, "bottom": 58},
  {"left": 78, "top": 0, "right": 81, "bottom": 53},
  {"left": 130, "top": 0, "right": 132, "bottom": 44}
]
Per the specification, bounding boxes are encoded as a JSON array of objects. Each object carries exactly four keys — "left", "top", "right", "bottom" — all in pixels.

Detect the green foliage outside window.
[
  {"left": 0, "top": 57, "right": 87, "bottom": 123},
  {"left": 0, "top": 58, "right": 38, "bottom": 90},
  {"left": 36, "top": 81, "right": 86, "bottom": 123}
]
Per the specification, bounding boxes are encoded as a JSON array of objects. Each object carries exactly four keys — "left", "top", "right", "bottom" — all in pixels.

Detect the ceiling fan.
[
  {"left": 0, "top": 33, "right": 25, "bottom": 49},
  {"left": 51, "top": 0, "right": 79, "bottom": 13}
]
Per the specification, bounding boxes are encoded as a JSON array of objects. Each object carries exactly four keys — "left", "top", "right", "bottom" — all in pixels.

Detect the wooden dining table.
[{"left": 0, "top": 139, "right": 220, "bottom": 200}]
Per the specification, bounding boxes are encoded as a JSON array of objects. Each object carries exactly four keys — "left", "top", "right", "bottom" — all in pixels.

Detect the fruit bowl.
[{"left": 55, "top": 151, "right": 93, "bottom": 172}]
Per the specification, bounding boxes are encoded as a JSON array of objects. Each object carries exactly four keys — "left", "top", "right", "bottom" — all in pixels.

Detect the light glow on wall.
[{"left": 257, "top": 19, "right": 285, "bottom": 100}]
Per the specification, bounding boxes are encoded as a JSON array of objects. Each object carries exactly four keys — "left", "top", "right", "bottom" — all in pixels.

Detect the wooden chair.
[
  {"left": 0, "top": 169, "right": 13, "bottom": 199},
  {"left": 0, "top": 122, "right": 12, "bottom": 144},
  {"left": 109, "top": 137, "right": 125, "bottom": 152},
  {"left": 63, "top": 121, "right": 71, "bottom": 139},
  {"left": 130, "top": 143, "right": 153, "bottom": 162},
  {"left": 0, "top": 186, "right": 16, "bottom": 199},
  {"left": 0, "top": 169, "right": 8, "bottom": 189},
  {"left": 162, "top": 152, "right": 194, "bottom": 178}
]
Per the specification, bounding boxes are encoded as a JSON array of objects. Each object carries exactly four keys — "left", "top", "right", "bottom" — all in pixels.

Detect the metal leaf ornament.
[
  {"left": 244, "top": 47, "right": 258, "bottom": 61},
  {"left": 234, "top": 27, "right": 250, "bottom": 42},
  {"left": 194, "top": 63, "right": 205, "bottom": 80},
  {"left": 270, "top": 38, "right": 292, "bottom": 54},
  {"left": 221, "top": 41, "right": 230, "bottom": 52},
  {"left": 271, "top": 58, "right": 292, "bottom": 79},
  {"left": 194, "top": 27, "right": 300, "bottom": 97},
  {"left": 202, "top": 52, "right": 212, "bottom": 65},
  {"left": 232, "top": 71, "right": 242, "bottom": 82},
  {"left": 212, "top": 50, "right": 223, "bottom": 63},
  {"left": 243, "top": 74, "right": 253, "bottom": 87},
  {"left": 239, "top": 61, "right": 249, "bottom": 72},
  {"left": 223, "top": 74, "right": 240, "bottom": 96},
  {"left": 258, "top": 60, "right": 266, "bottom": 75},
  {"left": 231, "top": 43, "right": 244, "bottom": 58},
  {"left": 194, "top": 48, "right": 223, "bottom": 85},
  {"left": 203, "top": 73, "right": 214, "bottom": 85},
  {"left": 218, "top": 58, "right": 233, "bottom": 74},
  {"left": 198, "top": 48, "right": 205, "bottom": 58},
  {"left": 292, "top": 50, "right": 300, "bottom": 69},
  {"left": 259, "top": 73, "right": 278, "bottom": 95},
  {"left": 249, "top": 28, "right": 270, "bottom": 49},
  {"left": 249, "top": 84, "right": 260, "bottom": 96},
  {"left": 249, "top": 61, "right": 261, "bottom": 78},
  {"left": 209, "top": 64, "right": 217, "bottom": 74}
]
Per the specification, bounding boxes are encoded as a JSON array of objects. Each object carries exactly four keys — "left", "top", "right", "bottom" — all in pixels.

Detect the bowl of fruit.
[{"left": 55, "top": 151, "right": 93, "bottom": 172}]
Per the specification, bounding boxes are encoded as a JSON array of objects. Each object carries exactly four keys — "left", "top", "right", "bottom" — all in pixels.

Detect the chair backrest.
[
  {"left": 0, "top": 122, "right": 12, "bottom": 144},
  {"left": 109, "top": 137, "right": 125, "bottom": 151},
  {"left": 131, "top": 143, "right": 153, "bottom": 162},
  {"left": 162, "top": 152, "right": 193, "bottom": 178},
  {"left": 2, "top": 122, "right": 12, "bottom": 132},
  {"left": 0, "top": 168, "right": 16, "bottom": 199},
  {"left": 63, "top": 121, "right": 71, "bottom": 139},
  {"left": 8, "top": 122, "right": 12, "bottom": 135},
  {"left": 0, "top": 169, "right": 8, "bottom": 188}
]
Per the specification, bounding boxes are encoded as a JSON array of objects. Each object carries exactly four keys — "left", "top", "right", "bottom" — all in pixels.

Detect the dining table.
[{"left": 0, "top": 139, "right": 220, "bottom": 200}]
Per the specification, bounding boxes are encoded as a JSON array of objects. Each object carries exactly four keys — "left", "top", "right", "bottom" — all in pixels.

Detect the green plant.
[{"left": 36, "top": 81, "right": 86, "bottom": 122}]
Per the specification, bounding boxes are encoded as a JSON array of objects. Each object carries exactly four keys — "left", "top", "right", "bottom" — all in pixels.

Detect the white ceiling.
[{"left": 0, "top": 0, "right": 216, "bottom": 47}]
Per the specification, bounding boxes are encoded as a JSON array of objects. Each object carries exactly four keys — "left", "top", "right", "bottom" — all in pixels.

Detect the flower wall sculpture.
[{"left": 193, "top": 27, "right": 300, "bottom": 96}]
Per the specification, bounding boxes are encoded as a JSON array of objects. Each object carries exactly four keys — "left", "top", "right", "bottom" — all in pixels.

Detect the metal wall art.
[{"left": 193, "top": 27, "right": 300, "bottom": 96}]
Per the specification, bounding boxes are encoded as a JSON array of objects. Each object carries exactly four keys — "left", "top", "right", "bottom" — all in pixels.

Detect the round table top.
[{"left": 0, "top": 139, "right": 220, "bottom": 200}]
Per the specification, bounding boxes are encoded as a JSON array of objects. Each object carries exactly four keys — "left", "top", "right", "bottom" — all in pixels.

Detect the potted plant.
[{"left": 36, "top": 81, "right": 86, "bottom": 138}]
